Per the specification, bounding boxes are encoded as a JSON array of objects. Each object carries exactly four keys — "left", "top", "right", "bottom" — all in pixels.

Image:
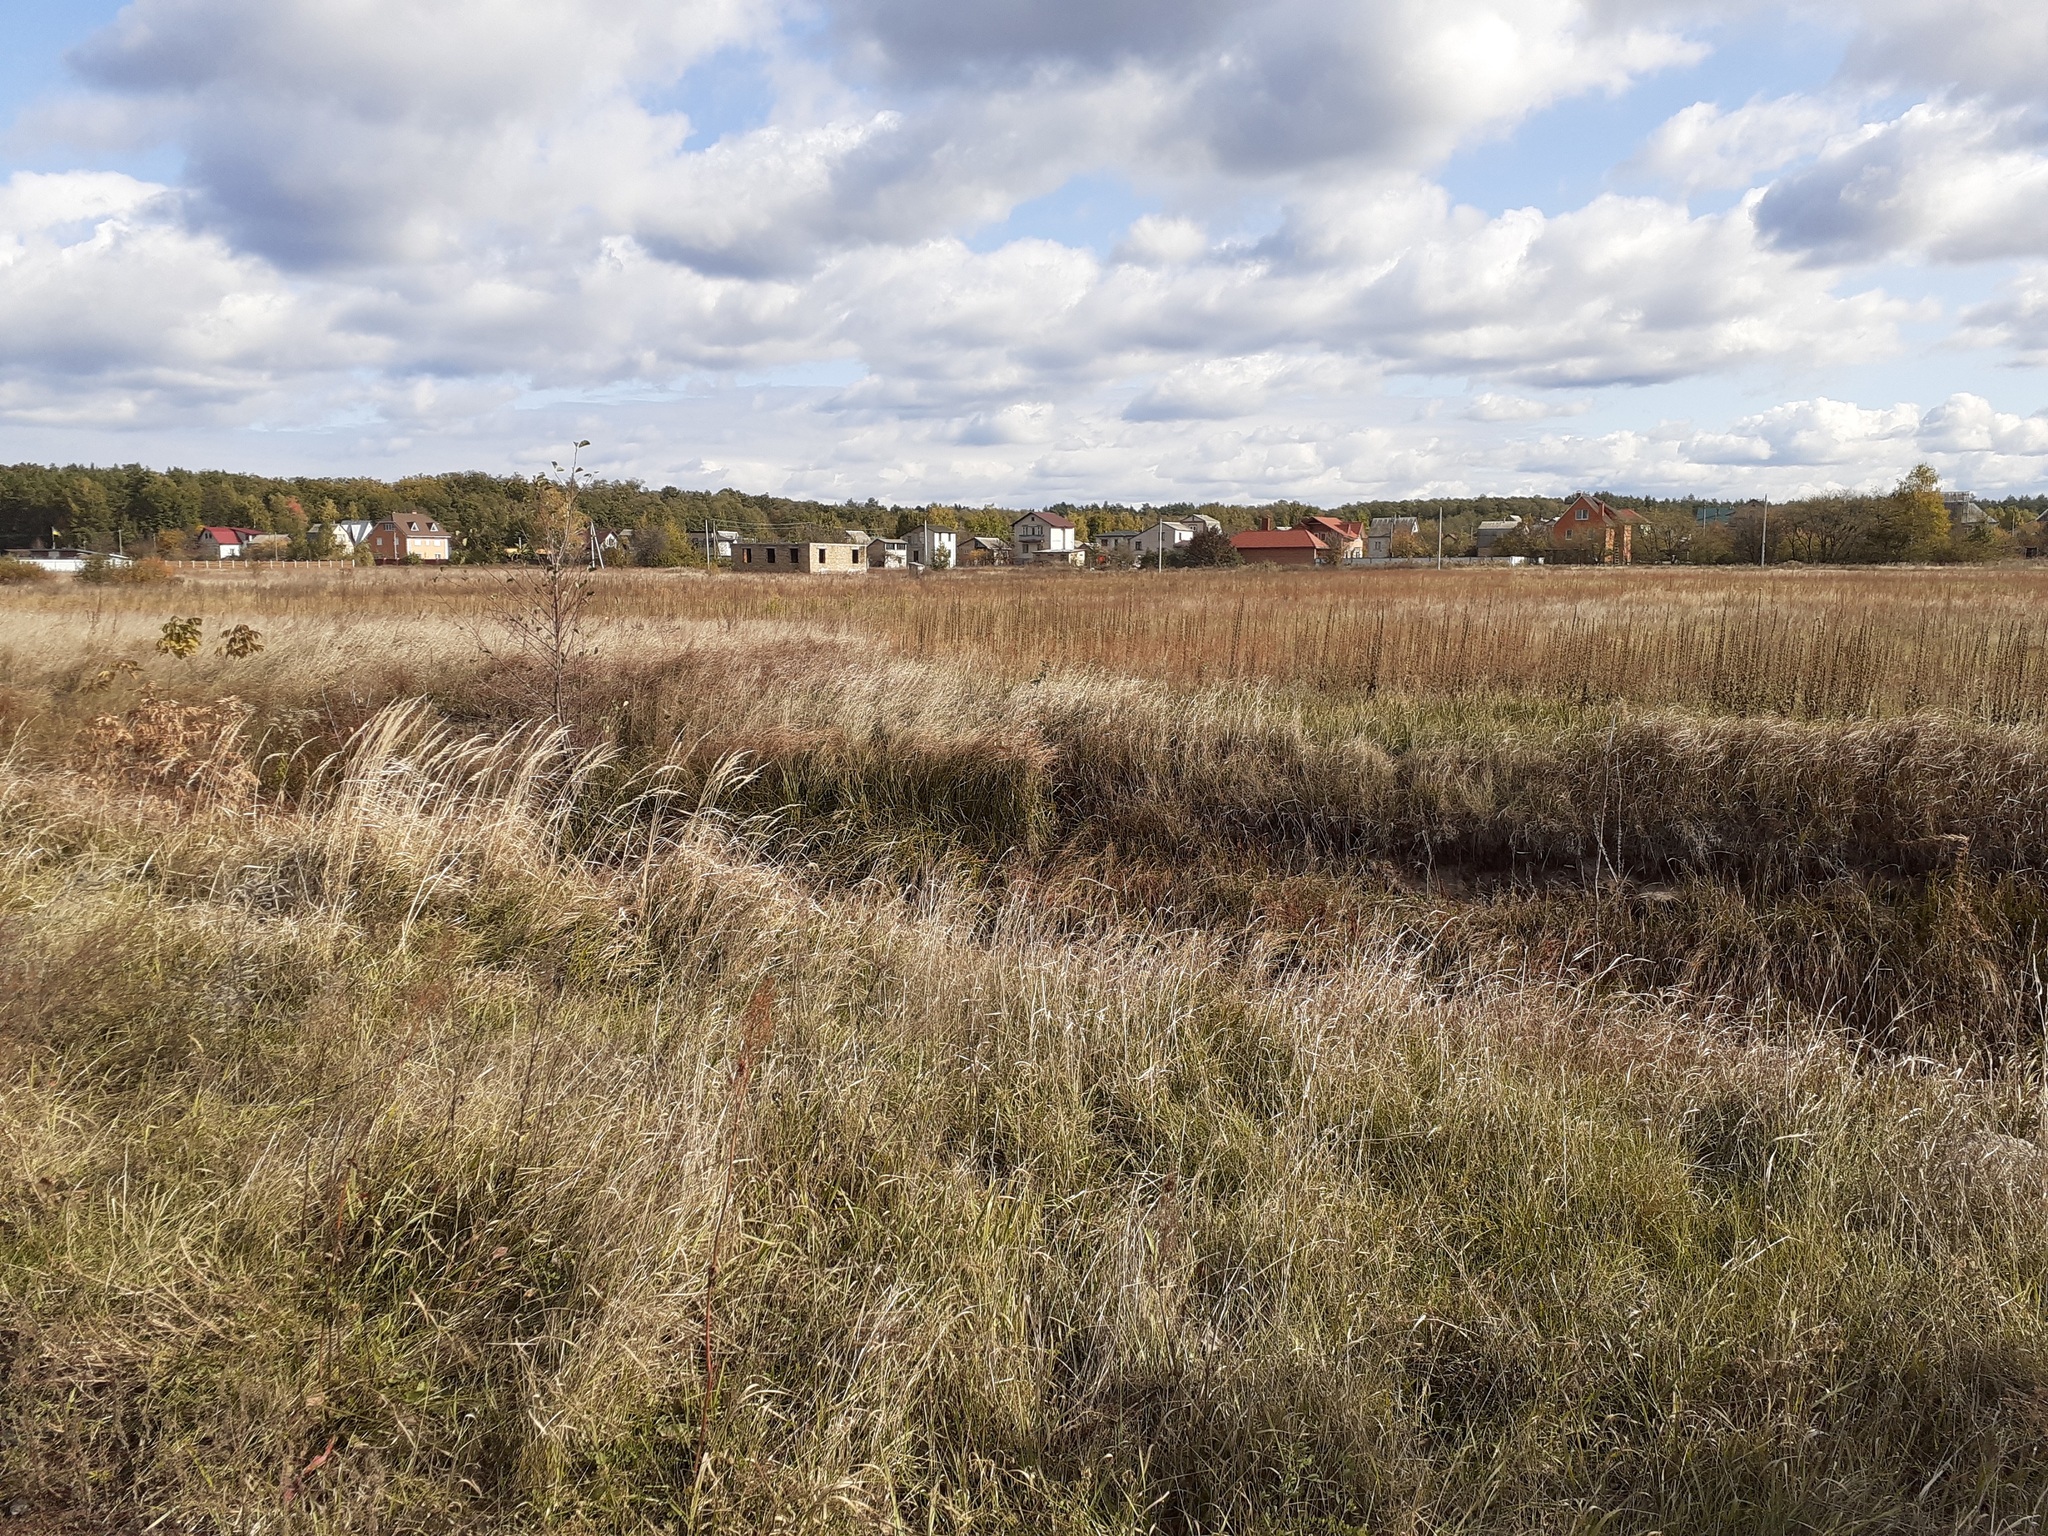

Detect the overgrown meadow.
[{"left": 8, "top": 563, "right": 2048, "bottom": 1533}]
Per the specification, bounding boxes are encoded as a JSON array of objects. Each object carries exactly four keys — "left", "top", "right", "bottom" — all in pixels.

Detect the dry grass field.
[{"left": 8, "top": 563, "right": 2048, "bottom": 1533}]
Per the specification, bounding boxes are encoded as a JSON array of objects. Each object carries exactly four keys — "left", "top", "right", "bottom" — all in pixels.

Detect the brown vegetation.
[{"left": 5, "top": 565, "right": 2048, "bottom": 1531}]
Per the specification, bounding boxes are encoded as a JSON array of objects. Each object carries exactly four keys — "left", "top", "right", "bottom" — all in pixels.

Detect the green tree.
[
  {"left": 1881, "top": 464, "right": 1950, "bottom": 562},
  {"left": 1165, "top": 529, "right": 1243, "bottom": 568}
]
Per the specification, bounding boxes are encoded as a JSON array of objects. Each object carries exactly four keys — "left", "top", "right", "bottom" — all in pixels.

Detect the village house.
[
  {"left": 959, "top": 535, "right": 1012, "bottom": 567},
  {"left": 903, "top": 526, "right": 957, "bottom": 568},
  {"left": 866, "top": 537, "right": 909, "bottom": 569},
  {"left": 1129, "top": 513, "right": 1224, "bottom": 563},
  {"left": 1548, "top": 492, "right": 1643, "bottom": 564},
  {"left": 367, "top": 513, "right": 452, "bottom": 564},
  {"left": 1298, "top": 514, "right": 1364, "bottom": 562},
  {"left": 1011, "top": 510, "right": 1081, "bottom": 565},
  {"left": 328, "top": 519, "right": 376, "bottom": 555},
  {"left": 197, "top": 526, "right": 290, "bottom": 560},
  {"left": 1093, "top": 528, "right": 1145, "bottom": 564},
  {"left": 731, "top": 539, "right": 870, "bottom": 573},
  {"left": 1366, "top": 517, "right": 1421, "bottom": 561},
  {"left": 1229, "top": 517, "right": 1329, "bottom": 567},
  {"left": 1945, "top": 493, "right": 1995, "bottom": 532},
  {"left": 1475, "top": 516, "right": 1524, "bottom": 555}
]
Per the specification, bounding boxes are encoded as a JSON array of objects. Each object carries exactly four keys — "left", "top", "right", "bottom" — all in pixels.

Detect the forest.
[{"left": 3, "top": 460, "right": 2044, "bottom": 565}]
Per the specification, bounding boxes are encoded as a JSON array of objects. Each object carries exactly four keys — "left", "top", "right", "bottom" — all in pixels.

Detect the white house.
[
  {"left": 198, "top": 526, "right": 290, "bottom": 560},
  {"left": 903, "top": 526, "right": 958, "bottom": 568},
  {"left": 1011, "top": 510, "right": 1080, "bottom": 565},
  {"left": 1132, "top": 515, "right": 1221, "bottom": 561},
  {"left": 327, "top": 519, "right": 377, "bottom": 555},
  {"left": 866, "top": 537, "right": 909, "bottom": 569}
]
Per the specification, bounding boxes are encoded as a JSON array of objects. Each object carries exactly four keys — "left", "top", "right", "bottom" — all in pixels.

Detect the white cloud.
[
  {"left": 1684, "top": 397, "right": 1922, "bottom": 466},
  {"left": 0, "top": 170, "right": 360, "bottom": 424},
  {"left": 1919, "top": 392, "right": 2048, "bottom": 456},
  {"left": 2, "top": 0, "right": 2046, "bottom": 504},
  {"left": 1756, "top": 100, "right": 2048, "bottom": 264},
  {"left": 1956, "top": 266, "right": 2048, "bottom": 364},
  {"left": 1464, "top": 393, "right": 1588, "bottom": 421},
  {"left": 1843, "top": 0, "right": 2048, "bottom": 108},
  {"left": 1629, "top": 94, "right": 1857, "bottom": 194}
]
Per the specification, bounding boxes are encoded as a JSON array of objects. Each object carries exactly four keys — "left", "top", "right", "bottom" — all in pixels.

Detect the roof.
[
  {"left": 1477, "top": 518, "right": 1523, "bottom": 532},
  {"left": 1562, "top": 493, "right": 1643, "bottom": 525},
  {"left": 200, "top": 525, "right": 263, "bottom": 543},
  {"left": 1300, "top": 515, "right": 1362, "bottom": 537},
  {"left": 379, "top": 515, "right": 445, "bottom": 534},
  {"left": 1015, "top": 510, "right": 1075, "bottom": 530},
  {"left": 1229, "top": 528, "right": 1328, "bottom": 550},
  {"left": 1368, "top": 517, "right": 1420, "bottom": 534}
]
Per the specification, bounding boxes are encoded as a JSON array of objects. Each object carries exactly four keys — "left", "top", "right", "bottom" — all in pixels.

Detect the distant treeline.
[{"left": 2, "top": 462, "right": 2041, "bottom": 564}]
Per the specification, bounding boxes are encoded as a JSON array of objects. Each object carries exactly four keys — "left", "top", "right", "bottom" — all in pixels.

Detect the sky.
[{"left": 2, "top": 0, "right": 2048, "bottom": 504}]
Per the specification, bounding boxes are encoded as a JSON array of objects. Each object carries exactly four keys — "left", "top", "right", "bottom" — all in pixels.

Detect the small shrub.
[
  {"left": 219, "top": 623, "right": 263, "bottom": 659},
  {"left": 116, "top": 557, "right": 174, "bottom": 584},
  {"left": 156, "top": 616, "right": 203, "bottom": 658},
  {"left": 0, "top": 557, "right": 50, "bottom": 583},
  {"left": 1166, "top": 530, "right": 1243, "bottom": 568},
  {"left": 77, "top": 554, "right": 172, "bottom": 584},
  {"left": 78, "top": 694, "right": 257, "bottom": 802}
]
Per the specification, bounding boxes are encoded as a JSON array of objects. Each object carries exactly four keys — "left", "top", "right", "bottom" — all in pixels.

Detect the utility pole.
[
  {"left": 1760, "top": 501, "right": 1768, "bottom": 568},
  {"left": 1436, "top": 506, "right": 1444, "bottom": 569},
  {"left": 1155, "top": 509, "right": 1166, "bottom": 571}
]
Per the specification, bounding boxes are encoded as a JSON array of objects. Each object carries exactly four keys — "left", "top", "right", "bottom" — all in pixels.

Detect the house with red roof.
[
  {"left": 1229, "top": 517, "right": 1329, "bottom": 567},
  {"left": 1550, "top": 493, "right": 1643, "bottom": 564},
  {"left": 197, "top": 526, "right": 288, "bottom": 560},
  {"left": 1298, "top": 515, "right": 1364, "bottom": 562}
]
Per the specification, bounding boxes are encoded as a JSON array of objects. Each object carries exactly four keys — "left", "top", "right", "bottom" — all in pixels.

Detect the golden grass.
[
  {"left": 14, "top": 560, "right": 2048, "bottom": 720},
  {"left": 6, "top": 567, "right": 2048, "bottom": 1531}
]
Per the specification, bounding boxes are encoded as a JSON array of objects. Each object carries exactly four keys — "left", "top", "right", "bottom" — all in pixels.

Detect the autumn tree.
[{"left": 1881, "top": 463, "right": 1950, "bottom": 562}]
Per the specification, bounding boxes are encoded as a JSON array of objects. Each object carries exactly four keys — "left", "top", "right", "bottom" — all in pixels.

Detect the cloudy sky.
[{"left": 3, "top": 0, "right": 2047, "bottom": 503}]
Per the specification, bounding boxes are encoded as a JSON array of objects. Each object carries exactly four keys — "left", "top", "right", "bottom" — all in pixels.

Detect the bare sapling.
[{"left": 493, "top": 469, "right": 596, "bottom": 724}]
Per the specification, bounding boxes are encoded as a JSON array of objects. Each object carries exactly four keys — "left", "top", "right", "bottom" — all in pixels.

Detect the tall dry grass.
[
  {"left": 12, "top": 561, "right": 2048, "bottom": 719},
  {"left": 8, "top": 570, "right": 2048, "bottom": 1529},
  {"left": 9, "top": 701, "right": 2048, "bottom": 1532}
]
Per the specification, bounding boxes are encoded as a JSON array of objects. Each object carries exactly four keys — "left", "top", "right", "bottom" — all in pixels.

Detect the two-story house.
[
  {"left": 367, "top": 513, "right": 453, "bottom": 564},
  {"left": 1011, "top": 510, "right": 1080, "bottom": 565},
  {"left": 903, "top": 527, "right": 958, "bottom": 568},
  {"left": 1549, "top": 493, "right": 1642, "bottom": 564}
]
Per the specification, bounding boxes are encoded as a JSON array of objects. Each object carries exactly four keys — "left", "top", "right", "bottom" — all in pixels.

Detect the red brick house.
[
  {"left": 1297, "top": 515, "right": 1364, "bottom": 561},
  {"left": 1550, "top": 493, "right": 1643, "bottom": 564},
  {"left": 1229, "top": 519, "right": 1329, "bottom": 567},
  {"left": 367, "top": 513, "right": 452, "bottom": 564}
]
